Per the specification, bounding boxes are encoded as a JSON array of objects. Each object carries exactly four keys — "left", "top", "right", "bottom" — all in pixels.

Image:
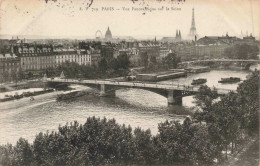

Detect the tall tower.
[{"left": 189, "top": 8, "right": 197, "bottom": 40}]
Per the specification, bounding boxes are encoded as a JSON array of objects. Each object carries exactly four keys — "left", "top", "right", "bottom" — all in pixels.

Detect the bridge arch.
[
  {"left": 45, "top": 80, "right": 202, "bottom": 105},
  {"left": 84, "top": 84, "right": 195, "bottom": 105}
]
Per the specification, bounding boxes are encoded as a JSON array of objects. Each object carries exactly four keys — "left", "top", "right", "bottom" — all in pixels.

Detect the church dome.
[{"left": 105, "top": 27, "right": 112, "bottom": 40}]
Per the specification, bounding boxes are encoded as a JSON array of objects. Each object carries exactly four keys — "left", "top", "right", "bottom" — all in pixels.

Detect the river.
[{"left": 0, "top": 70, "right": 250, "bottom": 145}]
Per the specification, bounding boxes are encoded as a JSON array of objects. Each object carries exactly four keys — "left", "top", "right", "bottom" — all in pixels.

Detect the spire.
[
  {"left": 179, "top": 30, "right": 181, "bottom": 39},
  {"left": 176, "top": 30, "right": 178, "bottom": 37},
  {"left": 189, "top": 8, "right": 197, "bottom": 38}
]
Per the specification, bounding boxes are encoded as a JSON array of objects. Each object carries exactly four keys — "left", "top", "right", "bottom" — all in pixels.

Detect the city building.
[
  {"left": 101, "top": 42, "right": 116, "bottom": 59},
  {"left": 242, "top": 34, "right": 256, "bottom": 44},
  {"left": 159, "top": 45, "right": 170, "bottom": 60},
  {"left": 171, "top": 33, "right": 259, "bottom": 61},
  {"left": 161, "top": 30, "right": 182, "bottom": 43},
  {"left": 0, "top": 53, "right": 20, "bottom": 82},
  {"left": 16, "top": 46, "right": 55, "bottom": 72},
  {"left": 118, "top": 48, "right": 140, "bottom": 66},
  {"left": 53, "top": 48, "right": 101, "bottom": 67},
  {"left": 12, "top": 43, "right": 101, "bottom": 74},
  {"left": 138, "top": 42, "right": 160, "bottom": 64}
]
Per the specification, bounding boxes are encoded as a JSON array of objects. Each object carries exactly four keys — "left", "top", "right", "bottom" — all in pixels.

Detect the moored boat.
[
  {"left": 191, "top": 78, "right": 207, "bottom": 85},
  {"left": 56, "top": 91, "right": 86, "bottom": 101},
  {"left": 218, "top": 77, "right": 240, "bottom": 83}
]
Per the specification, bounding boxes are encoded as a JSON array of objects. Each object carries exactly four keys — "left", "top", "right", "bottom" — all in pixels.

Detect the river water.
[{"left": 0, "top": 70, "right": 250, "bottom": 145}]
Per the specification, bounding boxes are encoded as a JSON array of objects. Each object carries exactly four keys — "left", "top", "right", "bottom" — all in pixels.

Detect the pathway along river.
[{"left": 0, "top": 70, "right": 250, "bottom": 145}]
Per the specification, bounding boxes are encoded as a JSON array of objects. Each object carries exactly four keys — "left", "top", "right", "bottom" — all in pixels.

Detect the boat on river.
[
  {"left": 218, "top": 77, "right": 241, "bottom": 83},
  {"left": 191, "top": 78, "right": 207, "bottom": 85},
  {"left": 56, "top": 91, "right": 86, "bottom": 101}
]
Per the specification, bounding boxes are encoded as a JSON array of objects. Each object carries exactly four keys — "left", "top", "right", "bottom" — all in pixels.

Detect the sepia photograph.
[{"left": 0, "top": 0, "right": 259, "bottom": 165}]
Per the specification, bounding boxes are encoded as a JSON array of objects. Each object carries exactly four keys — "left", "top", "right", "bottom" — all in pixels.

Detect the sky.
[{"left": 0, "top": 0, "right": 259, "bottom": 39}]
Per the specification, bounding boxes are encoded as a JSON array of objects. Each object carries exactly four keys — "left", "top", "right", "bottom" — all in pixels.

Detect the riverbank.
[
  {"left": 0, "top": 88, "right": 54, "bottom": 102},
  {"left": 0, "top": 85, "right": 91, "bottom": 110},
  {"left": 0, "top": 80, "right": 45, "bottom": 92}
]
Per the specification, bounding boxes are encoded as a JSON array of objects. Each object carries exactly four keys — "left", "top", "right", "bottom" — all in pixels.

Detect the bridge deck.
[
  {"left": 46, "top": 78, "right": 234, "bottom": 95},
  {"left": 180, "top": 59, "right": 260, "bottom": 64}
]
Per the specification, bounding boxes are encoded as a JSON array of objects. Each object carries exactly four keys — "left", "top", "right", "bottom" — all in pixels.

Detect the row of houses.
[
  {"left": 166, "top": 34, "right": 258, "bottom": 61},
  {"left": 1, "top": 40, "right": 170, "bottom": 81},
  {"left": 0, "top": 46, "right": 101, "bottom": 82},
  {"left": 103, "top": 41, "right": 171, "bottom": 66},
  {"left": 1, "top": 34, "right": 258, "bottom": 82}
]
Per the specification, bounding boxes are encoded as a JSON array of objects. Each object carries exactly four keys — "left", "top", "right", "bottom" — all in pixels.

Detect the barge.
[
  {"left": 191, "top": 78, "right": 207, "bottom": 85},
  {"left": 56, "top": 91, "right": 86, "bottom": 101},
  {"left": 218, "top": 77, "right": 240, "bottom": 84}
]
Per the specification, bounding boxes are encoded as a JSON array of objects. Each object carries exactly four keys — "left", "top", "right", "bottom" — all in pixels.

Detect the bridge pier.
[
  {"left": 100, "top": 84, "right": 116, "bottom": 97},
  {"left": 167, "top": 90, "right": 183, "bottom": 105}
]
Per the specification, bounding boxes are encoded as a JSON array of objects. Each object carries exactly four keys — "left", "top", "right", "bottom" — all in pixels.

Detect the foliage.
[
  {"left": 162, "top": 52, "right": 181, "bottom": 69},
  {"left": 236, "top": 71, "right": 259, "bottom": 135},
  {"left": 193, "top": 71, "right": 259, "bottom": 159},
  {"left": 140, "top": 52, "right": 148, "bottom": 69},
  {"left": 117, "top": 53, "right": 130, "bottom": 69},
  {"left": 98, "top": 58, "right": 108, "bottom": 72},
  {"left": 0, "top": 117, "right": 220, "bottom": 166},
  {"left": 223, "top": 44, "right": 259, "bottom": 59},
  {"left": 156, "top": 118, "right": 219, "bottom": 165},
  {"left": 139, "top": 51, "right": 181, "bottom": 73},
  {"left": 44, "top": 55, "right": 130, "bottom": 80}
]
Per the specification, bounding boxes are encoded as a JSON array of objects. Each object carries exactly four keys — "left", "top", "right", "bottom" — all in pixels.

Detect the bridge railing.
[
  {"left": 47, "top": 78, "right": 234, "bottom": 94},
  {"left": 180, "top": 59, "right": 260, "bottom": 64}
]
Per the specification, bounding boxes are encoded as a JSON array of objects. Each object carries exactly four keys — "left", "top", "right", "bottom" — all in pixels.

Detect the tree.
[
  {"left": 14, "top": 138, "right": 34, "bottom": 166},
  {"left": 223, "top": 47, "right": 234, "bottom": 59},
  {"left": 223, "top": 44, "right": 259, "bottom": 59},
  {"left": 98, "top": 58, "right": 108, "bottom": 73},
  {"left": 108, "top": 58, "right": 119, "bottom": 70},
  {"left": 162, "top": 52, "right": 181, "bottom": 69},
  {"left": 236, "top": 71, "right": 259, "bottom": 135},
  {"left": 117, "top": 53, "right": 130, "bottom": 69},
  {"left": 157, "top": 118, "right": 219, "bottom": 165},
  {"left": 193, "top": 85, "right": 219, "bottom": 118},
  {"left": 140, "top": 52, "right": 148, "bottom": 69},
  {"left": 17, "top": 69, "right": 24, "bottom": 80}
]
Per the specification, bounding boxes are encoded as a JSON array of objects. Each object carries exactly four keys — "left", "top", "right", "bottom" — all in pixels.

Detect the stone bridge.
[{"left": 44, "top": 77, "right": 234, "bottom": 105}]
